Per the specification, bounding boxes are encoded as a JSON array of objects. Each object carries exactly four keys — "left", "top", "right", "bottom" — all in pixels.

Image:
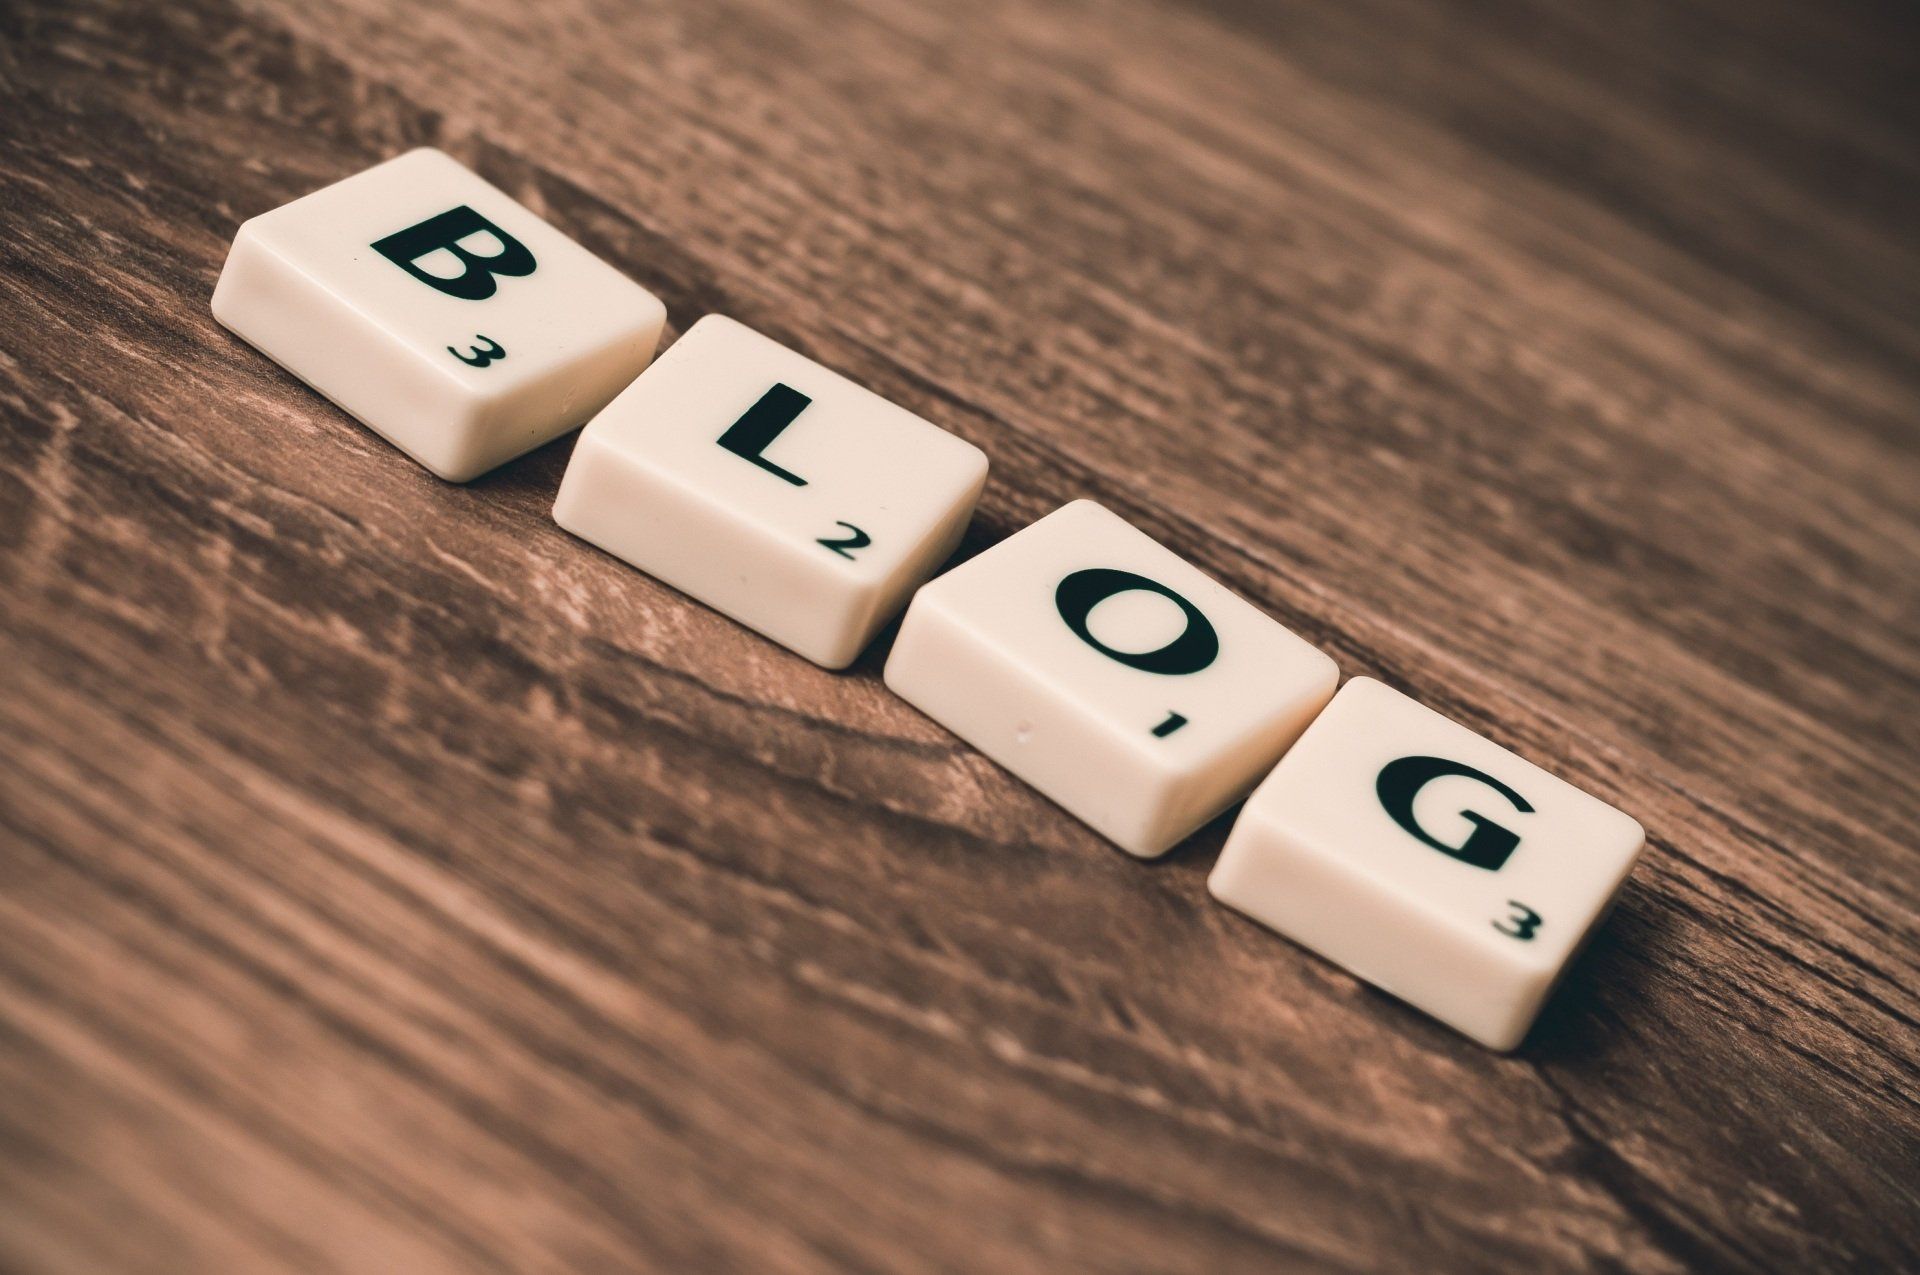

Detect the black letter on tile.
[
  {"left": 1375, "top": 756, "right": 1534, "bottom": 871},
  {"left": 1054, "top": 569, "right": 1218, "bottom": 675},
  {"left": 372, "top": 206, "right": 536, "bottom": 301},
  {"left": 719, "top": 384, "right": 811, "bottom": 486}
]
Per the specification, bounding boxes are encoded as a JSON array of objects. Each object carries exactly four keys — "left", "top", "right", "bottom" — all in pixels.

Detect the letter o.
[{"left": 1054, "top": 568, "right": 1219, "bottom": 675}]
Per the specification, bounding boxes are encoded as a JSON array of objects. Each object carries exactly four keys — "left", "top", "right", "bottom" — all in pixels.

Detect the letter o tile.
[{"left": 885, "top": 500, "right": 1339, "bottom": 859}]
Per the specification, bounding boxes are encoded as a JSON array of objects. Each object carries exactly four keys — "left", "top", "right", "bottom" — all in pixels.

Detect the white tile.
[
  {"left": 885, "top": 500, "right": 1338, "bottom": 858},
  {"left": 212, "top": 149, "right": 666, "bottom": 482},
  {"left": 553, "top": 314, "right": 988, "bottom": 668},
  {"left": 1208, "top": 677, "right": 1645, "bottom": 1050}
]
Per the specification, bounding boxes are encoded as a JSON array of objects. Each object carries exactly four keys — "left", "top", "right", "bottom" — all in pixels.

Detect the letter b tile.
[
  {"left": 885, "top": 500, "right": 1339, "bottom": 858},
  {"left": 554, "top": 315, "right": 989, "bottom": 668},
  {"left": 1208, "top": 677, "right": 1644, "bottom": 1050},
  {"left": 213, "top": 149, "right": 666, "bottom": 481}
]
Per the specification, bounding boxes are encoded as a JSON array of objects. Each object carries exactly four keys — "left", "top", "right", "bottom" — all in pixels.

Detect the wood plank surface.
[{"left": 1, "top": 0, "right": 1917, "bottom": 1269}]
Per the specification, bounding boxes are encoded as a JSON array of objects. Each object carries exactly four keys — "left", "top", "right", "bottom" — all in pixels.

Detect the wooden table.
[{"left": 2, "top": 0, "right": 1916, "bottom": 1269}]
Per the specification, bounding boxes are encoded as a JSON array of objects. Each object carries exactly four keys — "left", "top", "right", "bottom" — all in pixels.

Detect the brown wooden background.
[{"left": 2, "top": 0, "right": 1917, "bottom": 1270}]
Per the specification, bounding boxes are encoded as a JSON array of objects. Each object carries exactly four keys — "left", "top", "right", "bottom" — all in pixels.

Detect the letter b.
[{"left": 371, "top": 205, "right": 536, "bottom": 300}]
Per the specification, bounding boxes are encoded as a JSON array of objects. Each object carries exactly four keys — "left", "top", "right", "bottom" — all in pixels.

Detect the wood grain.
[{"left": 1, "top": 0, "right": 1917, "bottom": 1270}]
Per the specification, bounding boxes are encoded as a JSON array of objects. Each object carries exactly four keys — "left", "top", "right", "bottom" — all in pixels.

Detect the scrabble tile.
[
  {"left": 212, "top": 149, "right": 666, "bottom": 482},
  {"left": 884, "top": 500, "right": 1338, "bottom": 858},
  {"left": 1207, "top": 677, "right": 1644, "bottom": 1050},
  {"left": 553, "top": 315, "right": 988, "bottom": 668}
]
